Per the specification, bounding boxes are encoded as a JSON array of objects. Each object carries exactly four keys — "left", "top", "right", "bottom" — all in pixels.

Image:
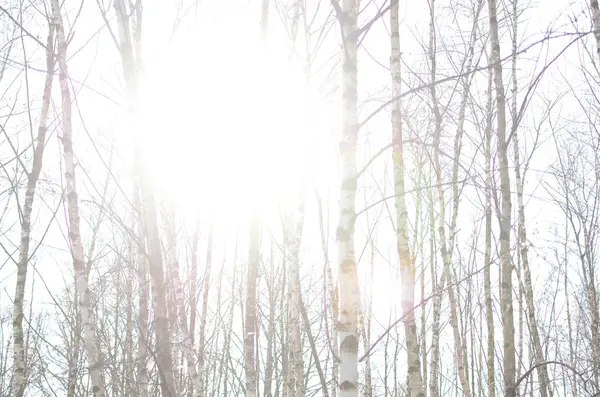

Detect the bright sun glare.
[{"left": 136, "top": 15, "right": 332, "bottom": 228}]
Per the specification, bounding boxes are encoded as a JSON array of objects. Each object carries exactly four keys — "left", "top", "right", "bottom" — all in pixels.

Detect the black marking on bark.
[
  {"left": 340, "top": 381, "right": 356, "bottom": 390},
  {"left": 340, "top": 334, "right": 358, "bottom": 353}
]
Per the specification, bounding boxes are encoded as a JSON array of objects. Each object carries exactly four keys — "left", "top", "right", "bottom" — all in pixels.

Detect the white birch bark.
[
  {"left": 197, "top": 227, "right": 212, "bottom": 397},
  {"left": 483, "top": 65, "right": 495, "bottom": 397},
  {"left": 336, "top": 0, "right": 360, "bottom": 395},
  {"left": 282, "top": 200, "right": 305, "bottom": 397},
  {"left": 317, "top": 194, "right": 339, "bottom": 397},
  {"left": 390, "top": 1, "right": 424, "bottom": 396},
  {"left": 245, "top": 217, "right": 260, "bottom": 397},
  {"left": 591, "top": 0, "right": 600, "bottom": 65},
  {"left": 165, "top": 213, "right": 202, "bottom": 394},
  {"left": 11, "top": 25, "right": 54, "bottom": 397},
  {"left": 112, "top": 1, "right": 178, "bottom": 394},
  {"left": 487, "top": 0, "right": 516, "bottom": 395},
  {"left": 510, "top": 2, "right": 551, "bottom": 394},
  {"left": 50, "top": 1, "right": 107, "bottom": 395},
  {"left": 429, "top": 1, "right": 480, "bottom": 394}
]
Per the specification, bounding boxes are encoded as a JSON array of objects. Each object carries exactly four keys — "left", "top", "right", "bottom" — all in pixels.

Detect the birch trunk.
[
  {"left": 113, "top": 1, "right": 177, "bottom": 394},
  {"left": 166, "top": 214, "right": 202, "bottom": 394},
  {"left": 564, "top": 227, "right": 577, "bottom": 397},
  {"left": 487, "top": 0, "right": 516, "bottom": 395},
  {"left": 11, "top": 24, "right": 54, "bottom": 397},
  {"left": 591, "top": 0, "right": 600, "bottom": 65},
  {"left": 136, "top": 237, "right": 150, "bottom": 397},
  {"left": 188, "top": 223, "right": 199, "bottom": 397},
  {"left": 429, "top": 0, "right": 480, "bottom": 394},
  {"left": 245, "top": 217, "right": 260, "bottom": 397},
  {"left": 483, "top": 65, "right": 495, "bottom": 397},
  {"left": 317, "top": 194, "right": 338, "bottom": 397},
  {"left": 198, "top": 227, "right": 213, "bottom": 397},
  {"left": 50, "top": 1, "right": 107, "bottom": 395},
  {"left": 263, "top": 245, "right": 276, "bottom": 397},
  {"left": 283, "top": 201, "right": 305, "bottom": 397},
  {"left": 428, "top": 184, "right": 444, "bottom": 397},
  {"left": 66, "top": 293, "right": 81, "bottom": 397},
  {"left": 336, "top": 0, "right": 360, "bottom": 395},
  {"left": 510, "top": 2, "right": 551, "bottom": 394},
  {"left": 391, "top": 1, "right": 424, "bottom": 395}
]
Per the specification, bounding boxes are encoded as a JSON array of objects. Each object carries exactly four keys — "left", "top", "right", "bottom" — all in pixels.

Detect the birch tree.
[
  {"left": 111, "top": 0, "right": 177, "bottom": 394},
  {"left": 487, "top": 0, "right": 516, "bottom": 395},
  {"left": 10, "top": 20, "right": 54, "bottom": 397},
  {"left": 333, "top": 0, "right": 360, "bottom": 395},
  {"left": 245, "top": 218, "right": 260, "bottom": 397},
  {"left": 282, "top": 201, "right": 305, "bottom": 397},
  {"left": 50, "top": 0, "right": 107, "bottom": 395},
  {"left": 509, "top": 1, "right": 552, "bottom": 395},
  {"left": 390, "top": 1, "right": 424, "bottom": 395}
]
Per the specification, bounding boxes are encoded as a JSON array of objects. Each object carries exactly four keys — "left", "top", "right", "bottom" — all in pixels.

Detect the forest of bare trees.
[{"left": 1, "top": 0, "right": 600, "bottom": 396}]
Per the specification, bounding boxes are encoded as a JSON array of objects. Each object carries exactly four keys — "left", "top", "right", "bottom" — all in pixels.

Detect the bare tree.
[
  {"left": 10, "top": 17, "right": 54, "bottom": 397},
  {"left": 487, "top": 0, "right": 516, "bottom": 395},
  {"left": 390, "top": 0, "right": 424, "bottom": 395},
  {"left": 332, "top": 0, "right": 360, "bottom": 395},
  {"left": 50, "top": 0, "right": 107, "bottom": 394}
]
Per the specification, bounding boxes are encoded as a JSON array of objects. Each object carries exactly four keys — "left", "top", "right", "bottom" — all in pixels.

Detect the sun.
[{"left": 135, "top": 16, "right": 332, "bottom": 230}]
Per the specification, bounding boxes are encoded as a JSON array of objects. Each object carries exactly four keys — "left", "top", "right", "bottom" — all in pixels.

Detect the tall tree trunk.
[
  {"left": 51, "top": 0, "right": 107, "bottom": 395},
  {"left": 591, "top": 0, "right": 600, "bottom": 65},
  {"left": 428, "top": 0, "right": 475, "bottom": 394},
  {"left": 483, "top": 56, "right": 495, "bottom": 397},
  {"left": 336, "top": 0, "right": 360, "bottom": 396},
  {"left": 317, "top": 193, "right": 338, "bottom": 397},
  {"left": 113, "top": 1, "right": 177, "bottom": 395},
  {"left": 245, "top": 218, "right": 260, "bottom": 397},
  {"left": 510, "top": 1, "right": 551, "bottom": 394},
  {"left": 11, "top": 23, "right": 54, "bottom": 397},
  {"left": 428, "top": 181, "right": 444, "bottom": 397},
  {"left": 391, "top": 1, "right": 424, "bottom": 396},
  {"left": 188, "top": 223, "right": 200, "bottom": 397},
  {"left": 198, "top": 226, "right": 213, "bottom": 397},
  {"left": 563, "top": 223, "right": 577, "bottom": 397},
  {"left": 487, "top": 0, "right": 516, "bottom": 395},
  {"left": 263, "top": 243, "right": 276, "bottom": 397},
  {"left": 132, "top": 181, "right": 150, "bottom": 397},
  {"left": 166, "top": 213, "right": 202, "bottom": 394},
  {"left": 283, "top": 201, "right": 305, "bottom": 397}
]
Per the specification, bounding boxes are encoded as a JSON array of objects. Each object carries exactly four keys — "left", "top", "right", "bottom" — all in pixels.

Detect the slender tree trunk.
[
  {"left": 483, "top": 58, "right": 495, "bottom": 397},
  {"left": 263, "top": 244, "right": 276, "bottom": 397},
  {"left": 188, "top": 223, "right": 200, "bottom": 397},
  {"left": 487, "top": 0, "right": 516, "bottom": 395},
  {"left": 260, "top": 0, "right": 269, "bottom": 40},
  {"left": 113, "top": 1, "right": 177, "bottom": 394},
  {"left": 11, "top": 24, "right": 54, "bottom": 397},
  {"left": 132, "top": 181, "right": 150, "bottom": 397},
  {"left": 166, "top": 214, "right": 202, "bottom": 394},
  {"left": 591, "top": 0, "right": 600, "bottom": 65},
  {"left": 582, "top": 225, "right": 600, "bottom": 385},
  {"left": 359, "top": 241, "right": 374, "bottom": 397},
  {"left": 428, "top": 0, "right": 473, "bottom": 394},
  {"left": 198, "top": 227, "right": 213, "bottom": 397},
  {"left": 317, "top": 194, "right": 338, "bottom": 397},
  {"left": 510, "top": 2, "right": 551, "bottom": 393},
  {"left": 66, "top": 289, "right": 81, "bottom": 397},
  {"left": 51, "top": 1, "right": 107, "bottom": 395},
  {"left": 428, "top": 183, "right": 443, "bottom": 397},
  {"left": 283, "top": 201, "right": 305, "bottom": 397},
  {"left": 563, "top": 224, "right": 577, "bottom": 397},
  {"left": 391, "top": 1, "right": 424, "bottom": 395},
  {"left": 245, "top": 218, "right": 260, "bottom": 397},
  {"left": 336, "top": 0, "right": 360, "bottom": 396},
  {"left": 415, "top": 158, "right": 427, "bottom": 397}
]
